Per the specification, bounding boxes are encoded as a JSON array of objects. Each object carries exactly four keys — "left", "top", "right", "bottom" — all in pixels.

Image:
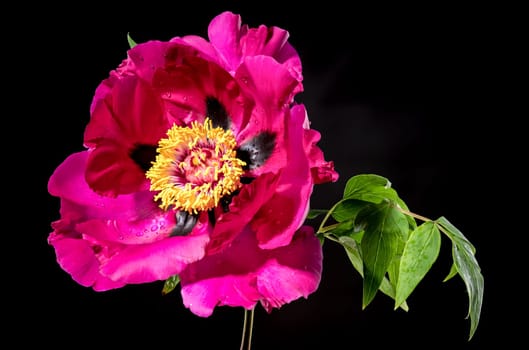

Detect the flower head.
[{"left": 48, "top": 11, "right": 338, "bottom": 316}]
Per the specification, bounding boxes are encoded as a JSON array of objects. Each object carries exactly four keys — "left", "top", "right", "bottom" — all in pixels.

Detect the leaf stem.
[
  {"left": 316, "top": 202, "right": 342, "bottom": 234},
  {"left": 318, "top": 222, "right": 341, "bottom": 233},
  {"left": 398, "top": 208, "right": 432, "bottom": 223},
  {"left": 398, "top": 208, "right": 453, "bottom": 237}
]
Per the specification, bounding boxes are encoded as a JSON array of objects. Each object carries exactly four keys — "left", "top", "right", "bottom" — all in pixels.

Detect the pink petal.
[
  {"left": 84, "top": 146, "right": 150, "bottom": 197},
  {"left": 240, "top": 25, "right": 303, "bottom": 87},
  {"left": 207, "top": 172, "right": 279, "bottom": 254},
  {"left": 180, "top": 225, "right": 322, "bottom": 317},
  {"left": 207, "top": 11, "right": 303, "bottom": 85},
  {"left": 75, "top": 210, "right": 177, "bottom": 245},
  {"left": 257, "top": 226, "right": 322, "bottom": 312},
  {"left": 235, "top": 56, "right": 299, "bottom": 126},
  {"left": 98, "top": 224, "right": 210, "bottom": 284},
  {"left": 126, "top": 40, "right": 173, "bottom": 82},
  {"left": 251, "top": 105, "right": 313, "bottom": 249},
  {"left": 177, "top": 35, "right": 220, "bottom": 63},
  {"left": 275, "top": 43, "right": 303, "bottom": 85},
  {"left": 89, "top": 40, "right": 173, "bottom": 115},
  {"left": 153, "top": 56, "right": 250, "bottom": 134},
  {"left": 48, "top": 151, "right": 150, "bottom": 220},
  {"left": 90, "top": 73, "right": 117, "bottom": 115},
  {"left": 296, "top": 104, "right": 339, "bottom": 184},
  {"left": 49, "top": 153, "right": 212, "bottom": 286},
  {"left": 83, "top": 75, "right": 168, "bottom": 195},
  {"left": 207, "top": 11, "right": 243, "bottom": 72},
  {"left": 48, "top": 225, "right": 125, "bottom": 291}
]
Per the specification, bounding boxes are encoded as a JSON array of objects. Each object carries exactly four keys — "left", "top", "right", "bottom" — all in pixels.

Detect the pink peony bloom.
[{"left": 48, "top": 11, "right": 338, "bottom": 316}]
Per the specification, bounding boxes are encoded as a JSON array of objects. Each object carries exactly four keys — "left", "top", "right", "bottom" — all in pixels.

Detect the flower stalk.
[{"left": 239, "top": 308, "right": 255, "bottom": 350}]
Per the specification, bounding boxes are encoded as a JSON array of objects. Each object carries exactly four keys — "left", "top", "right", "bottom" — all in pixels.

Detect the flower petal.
[
  {"left": 48, "top": 151, "right": 149, "bottom": 220},
  {"left": 257, "top": 226, "right": 322, "bottom": 312},
  {"left": 207, "top": 172, "right": 279, "bottom": 254},
  {"left": 251, "top": 105, "right": 313, "bottom": 249},
  {"left": 97, "top": 223, "right": 210, "bottom": 284},
  {"left": 235, "top": 56, "right": 299, "bottom": 131},
  {"left": 207, "top": 11, "right": 303, "bottom": 84},
  {"left": 180, "top": 225, "right": 322, "bottom": 317},
  {"left": 49, "top": 150, "right": 212, "bottom": 286},
  {"left": 84, "top": 75, "right": 168, "bottom": 196},
  {"left": 153, "top": 55, "right": 250, "bottom": 134},
  {"left": 48, "top": 222, "right": 125, "bottom": 291},
  {"left": 207, "top": 11, "right": 243, "bottom": 73},
  {"left": 296, "top": 104, "right": 339, "bottom": 184}
]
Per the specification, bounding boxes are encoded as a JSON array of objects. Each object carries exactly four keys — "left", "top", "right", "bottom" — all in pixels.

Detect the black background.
[{"left": 17, "top": 1, "right": 518, "bottom": 348}]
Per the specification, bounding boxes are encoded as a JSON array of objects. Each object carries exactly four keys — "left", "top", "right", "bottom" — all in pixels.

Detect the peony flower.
[{"left": 48, "top": 11, "right": 338, "bottom": 317}]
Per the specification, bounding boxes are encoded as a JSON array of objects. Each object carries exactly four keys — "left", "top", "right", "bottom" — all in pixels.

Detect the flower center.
[{"left": 146, "top": 118, "right": 245, "bottom": 214}]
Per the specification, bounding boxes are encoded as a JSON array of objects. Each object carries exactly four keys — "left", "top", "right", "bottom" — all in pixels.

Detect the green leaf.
[
  {"left": 386, "top": 233, "right": 407, "bottom": 295},
  {"left": 437, "top": 216, "right": 476, "bottom": 253},
  {"left": 436, "top": 216, "right": 484, "bottom": 340},
  {"left": 331, "top": 199, "right": 367, "bottom": 222},
  {"left": 127, "top": 32, "right": 137, "bottom": 48},
  {"left": 359, "top": 202, "right": 409, "bottom": 308},
  {"left": 306, "top": 209, "right": 328, "bottom": 219},
  {"left": 395, "top": 197, "right": 417, "bottom": 232},
  {"left": 343, "top": 174, "right": 399, "bottom": 204},
  {"left": 395, "top": 221, "right": 441, "bottom": 309},
  {"left": 162, "top": 275, "right": 180, "bottom": 295},
  {"left": 339, "top": 236, "right": 408, "bottom": 311},
  {"left": 443, "top": 263, "right": 458, "bottom": 282}
]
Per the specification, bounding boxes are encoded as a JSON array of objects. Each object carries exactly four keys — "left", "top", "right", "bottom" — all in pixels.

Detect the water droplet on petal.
[{"left": 150, "top": 225, "right": 158, "bottom": 232}]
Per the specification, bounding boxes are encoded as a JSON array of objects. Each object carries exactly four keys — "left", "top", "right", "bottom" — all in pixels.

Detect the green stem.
[
  {"left": 399, "top": 207, "right": 456, "bottom": 239},
  {"left": 239, "top": 307, "right": 255, "bottom": 350},
  {"left": 316, "top": 201, "right": 342, "bottom": 234},
  {"left": 398, "top": 208, "right": 432, "bottom": 223},
  {"left": 318, "top": 222, "right": 341, "bottom": 234}
]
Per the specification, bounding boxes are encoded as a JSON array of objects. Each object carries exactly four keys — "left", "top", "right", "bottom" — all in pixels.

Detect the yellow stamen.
[{"left": 146, "top": 118, "right": 246, "bottom": 214}]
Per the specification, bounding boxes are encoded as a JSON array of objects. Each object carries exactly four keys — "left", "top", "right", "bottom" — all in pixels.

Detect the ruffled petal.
[
  {"left": 240, "top": 24, "right": 303, "bottom": 90},
  {"left": 180, "top": 225, "right": 322, "bottom": 317},
  {"left": 154, "top": 55, "right": 251, "bottom": 134},
  {"left": 48, "top": 222, "right": 125, "bottom": 291},
  {"left": 296, "top": 104, "right": 339, "bottom": 184},
  {"left": 257, "top": 226, "right": 322, "bottom": 312},
  {"left": 207, "top": 11, "right": 243, "bottom": 72},
  {"left": 251, "top": 105, "right": 313, "bottom": 249},
  {"left": 207, "top": 11, "right": 303, "bottom": 86},
  {"left": 235, "top": 56, "right": 299, "bottom": 133}
]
